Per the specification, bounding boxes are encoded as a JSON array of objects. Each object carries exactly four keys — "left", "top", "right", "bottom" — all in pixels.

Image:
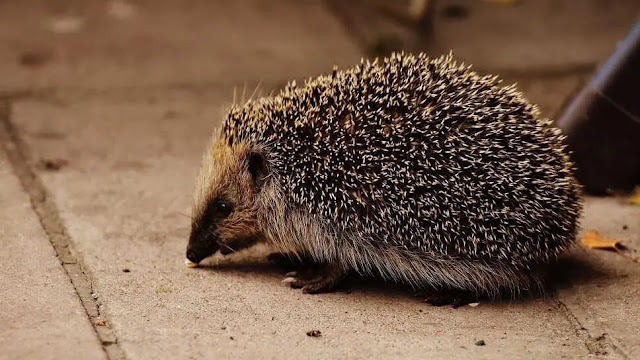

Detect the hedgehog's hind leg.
[{"left": 281, "top": 261, "right": 345, "bottom": 294}]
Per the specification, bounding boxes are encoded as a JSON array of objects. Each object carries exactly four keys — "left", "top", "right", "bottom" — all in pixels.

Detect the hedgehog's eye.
[{"left": 213, "top": 201, "right": 232, "bottom": 219}]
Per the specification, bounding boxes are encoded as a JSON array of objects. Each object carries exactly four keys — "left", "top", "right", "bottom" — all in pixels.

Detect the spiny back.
[{"left": 222, "top": 53, "right": 581, "bottom": 268}]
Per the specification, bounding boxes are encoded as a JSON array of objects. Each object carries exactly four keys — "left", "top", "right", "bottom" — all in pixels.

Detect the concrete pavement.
[
  {"left": 1, "top": 0, "right": 639, "bottom": 359},
  {"left": 557, "top": 198, "right": 640, "bottom": 357},
  {"left": 0, "top": 131, "right": 105, "bottom": 360},
  {"left": 5, "top": 91, "right": 591, "bottom": 359},
  {"left": 0, "top": 0, "right": 360, "bottom": 91}
]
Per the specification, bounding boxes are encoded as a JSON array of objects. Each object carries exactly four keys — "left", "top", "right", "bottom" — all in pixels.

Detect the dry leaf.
[
  {"left": 581, "top": 230, "right": 639, "bottom": 263},
  {"left": 629, "top": 186, "right": 640, "bottom": 205},
  {"left": 581, "top": 230, "right": 619, "bottom": 250}
]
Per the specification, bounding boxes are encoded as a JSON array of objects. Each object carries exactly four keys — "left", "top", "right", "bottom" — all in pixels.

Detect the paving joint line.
[
  {"left": 0, "top": 79, "right": 279, "bottom": 104},
  {"left": 552, "top": 297, "right": 628, "bottom": 359},
  {"left": 0, "top": 100, "right": 126, "bottom": 360}
]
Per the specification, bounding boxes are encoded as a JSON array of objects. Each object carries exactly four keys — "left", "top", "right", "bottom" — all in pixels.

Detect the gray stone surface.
[
  {"left": 428, "top": 0, "right": 640, "bottom": 72},
  {"left": 330, "top": 0, "right": 640, "bottom": 73},
  {"left": 2, "top": 0, "right": 639, "bottom": 359},
  {"left": 558, "top": 197, "right": 640, "bottom": 358},
  {"left": 0, "top": 0, "right": 361, "bottom": 92},
  {"left": 0, "top": 151, "right": 106, "bottom": 360}
]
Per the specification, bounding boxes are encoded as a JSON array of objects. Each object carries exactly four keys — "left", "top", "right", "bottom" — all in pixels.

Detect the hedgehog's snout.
[
  {"left": 185, "top": 246, "right": 209, "bottom": 266},
  {"left": 186, "top": 226, "right": 220, "bottom": 266}
]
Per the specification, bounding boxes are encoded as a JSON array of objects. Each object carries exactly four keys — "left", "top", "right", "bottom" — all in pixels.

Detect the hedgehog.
[{"left": 185, "top": 53, "right": 582, "bottom": 305}]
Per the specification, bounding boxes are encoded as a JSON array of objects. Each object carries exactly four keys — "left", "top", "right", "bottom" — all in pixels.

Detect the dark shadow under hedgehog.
[{"left": 184, "top": 53, "right": 582, "bottom": 306}]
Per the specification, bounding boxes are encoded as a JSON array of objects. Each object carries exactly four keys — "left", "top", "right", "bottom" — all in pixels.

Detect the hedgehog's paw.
[{"left": 281, "top": 263, "right": 344, "bottom": 294}]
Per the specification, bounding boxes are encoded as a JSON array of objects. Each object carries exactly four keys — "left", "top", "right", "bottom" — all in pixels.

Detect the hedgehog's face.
[{"left": 186, "top": 140, "right": 269, "bottom": 265}]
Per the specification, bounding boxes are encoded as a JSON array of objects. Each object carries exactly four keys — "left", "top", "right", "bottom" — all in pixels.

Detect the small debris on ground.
[
  {"left": 94, "top": 319, "right": 106, "bottom": 326},
  {"left": 18, "top": 51, "right": 52, "bottom": 67},
  {"left": 156, "top": 286, "right": 172, "bottom": 294},
  {"left": 468, "top": 302, "right": 480, "bottom": 307},
  {"left": 37, "top": 158, "right": 68, "bottom": 171},
  {"left": 229, "top": 336, "right": 234, "bottom": 340},
  {"left": 122, "top": 268, "right": 130, "bottom": 273},
  {"left": 184, "top": 258, "right": 198, "bottom": 268},
  {"left": 306, "top": 329, "right": 322, "bottom": 337},
  {"left": 475, "top": 339, "right": 486, "bottom": 346}
]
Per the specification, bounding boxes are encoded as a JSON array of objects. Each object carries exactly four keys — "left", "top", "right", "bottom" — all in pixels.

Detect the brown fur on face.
[{"left": 187, "top": 138, "right": 268, "bottom": 263}]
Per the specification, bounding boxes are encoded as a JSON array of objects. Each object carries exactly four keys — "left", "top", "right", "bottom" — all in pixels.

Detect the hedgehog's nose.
[
  {"left": 186, "top": 225, "right": 220, "bottom": 266},
  {"left": 185, "top": 238, "right": 219, "bottom": 266},
  {"left": 185, "top": 248, "right": 201, "bottom": 265},
  {"left": 186, "top": 244, "right": 211, "bottom": 265}
]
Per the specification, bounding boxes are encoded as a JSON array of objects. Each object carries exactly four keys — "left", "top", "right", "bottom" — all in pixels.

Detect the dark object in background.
[
  {"left": 329, "top": 0, "right": 438, "bottom": 57},
  {"left": 557, "top": 22, "right": 640, "bottom": 194}
]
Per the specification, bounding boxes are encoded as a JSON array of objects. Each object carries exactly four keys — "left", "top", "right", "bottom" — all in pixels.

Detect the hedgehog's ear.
[{"left": 245, "top": 150, "right": 269, "bottom": 188}]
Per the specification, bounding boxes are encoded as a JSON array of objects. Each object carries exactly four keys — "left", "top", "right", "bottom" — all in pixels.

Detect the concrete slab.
[
  {"left": 4, "top": 1, "right": 637, "bottom": 358},
  {"left": 0, "top": 144, "right": 106, "bottom": 359},
  {"left": 0, "top": 0, "right": 361, "bottom": 93},
  {"left": 428, "top": 0, "right": 640, "bottom": 72},
  {"left": 330, "top": 0, "right": 640, "bottom": 73},
  {"left": 557, "top": 196, "right": 640, "bottom": 358},
  {"left": 10, "top": 91, "right": 593, "bottom": 359}
]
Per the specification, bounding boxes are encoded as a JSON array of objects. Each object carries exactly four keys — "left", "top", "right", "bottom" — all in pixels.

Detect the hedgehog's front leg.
[{"left": 280, "top": 261, "right": 345, "bottom": 294}]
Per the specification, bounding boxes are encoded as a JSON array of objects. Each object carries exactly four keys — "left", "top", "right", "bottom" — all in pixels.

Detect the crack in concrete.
[
  {"left": 553, "top": 297, "right": 628, "bottom": 359},
  {"left": 0, "top": 101, "right": 126, "bottom": 360}
]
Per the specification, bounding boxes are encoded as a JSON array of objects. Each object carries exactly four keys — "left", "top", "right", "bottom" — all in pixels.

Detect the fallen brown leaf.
[
  {"left": 581, "top": 230, "right": 619, "bottom": 250},
  {"left": 581, "top": 230, "right": 639, "bottom": 263},
  {"left": 629, "top": 186, "right": 640, "bottom": 205}
]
